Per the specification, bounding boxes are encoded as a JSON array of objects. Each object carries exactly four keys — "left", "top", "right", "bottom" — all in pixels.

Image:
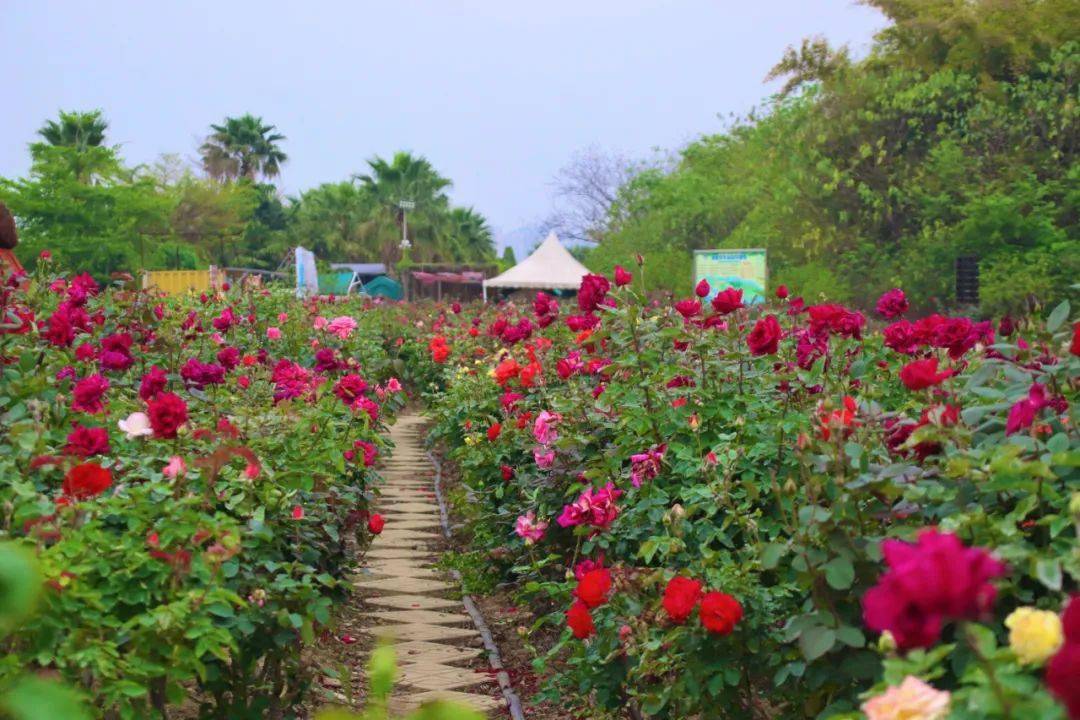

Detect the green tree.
[
  {"left": 443, "top": 207, "right": 495, "bottom": 262},
  {"left": 288, "top": 181, "right": 379, "bottom": 260},
  {"left": 34, "top": 110, "right": 114, "bottom": 183},
  {"left": 499, "top": 245, "right": 517, "bottom": 270},
  {"left": 355, "top": 152, "right": 454, "bottom": 265},
  {"left": 1, "top": 145, "right": 172, "bottom": 276},
  {"left": 596, "top": 0, "right": 1078, "bottom": 314},
  {"left": 199, "top": 114, "right": 288, "bottom": 182}
]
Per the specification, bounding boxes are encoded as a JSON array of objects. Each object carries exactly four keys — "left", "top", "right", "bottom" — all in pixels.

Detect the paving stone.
[
  {"left": 365, "top": 594, "right": 462, "bottom": 611},
  {"left": 363, "top": 623, "right": 479, "bottom": 643},
  {"left": 388, "top": 690, "right": 502, "bottom": 714},
  {"left": 391, "top": 640, "right": 484, "bottom": 665},
  {"left": 395, "top": 662, "right": 492, "bottom": 691},
  {"left": 364, "top": 609, "right": 472, "bottom": 625},
  {"left": 354, "top": 575, "right": 456, "bottom": 594}
]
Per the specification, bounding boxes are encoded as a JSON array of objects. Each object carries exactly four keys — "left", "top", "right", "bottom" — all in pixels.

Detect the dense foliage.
[
  {"left": 400, "top": 268, "right": 1078, "bottom": 719},
  {"left": 585, "top": 0, "right": 1079, "bottom": 316},
  {"left": 0, "top": 114, "right": 495, "bottom": 278},
  {"left": 0, "top": 261, "right": 405, "bottom": 718}
]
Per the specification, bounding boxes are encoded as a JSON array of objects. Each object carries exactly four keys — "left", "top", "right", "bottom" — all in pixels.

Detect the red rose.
[
  {"left": 487, "top": 423, "right": 501, "bottom": 441},
  {"left": 862, "top": 529, "right": 1005, "bottom": 650},
  {"left": 899, "top": 358, "right": 952, "bottom": 391},
  {"left": 566, "top": 600, "right": 595, "bottom": 639},
  {"left": 699, "top": 591, "right": 743, "bottom": 636},
  {"left": 577, "top": 274, "right": 610, "bottom": 313},
  {"left": 663, "top": 576, "right": 703, "bottom": 624},
  {"left": 63, "top": 462, "right": 113, "bottom": 499},
  {"left": 147, "top": 392, "right": 189, "bottom": 439},
  {"left": 1071, "top": 322, "right": 1080, "bottom": 357},
  {"left": 875, "top": 288, "right": 909, "bottom": 319},
  {"left": 775, "top": 285, "right": 789, "bottom": 299},
  {"left": 1048, "top": 643, "right": 1080, "bottom": 720},
  {"left": 746, "top": 315, "right": 781, "bottom": 356},
  {"left": 367, "top": 513, "right": 385, "bottom": 534},
  {"left": 614, "top": 265, "right": 632, "bottom": 287},
  {"left": 711, "top": 287, "right": 745, "bottom": 315},
  {"left": 575, "top": 568, "right": 612, "bottom": 608},
  {"left": 64, "top": 424, "right": 110, "bottom": 457},
  {"left": 139, "top": 366, "right": 168, "bottom": 401},
  {"left": 674, "top": 299, "right": 701, "bottom": 318},
  {"left": 694, "top": 279, "right": 710, "bottom": 298},
  {"left": 71, "top": 374, "right": 110, "bottom": 414},
  {"left": 500, "top": 464, "right": 514, "bottom": 481}
]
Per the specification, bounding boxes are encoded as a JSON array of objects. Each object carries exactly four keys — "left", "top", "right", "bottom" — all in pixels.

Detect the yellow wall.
[{"left": 142, "top": 269, "right": 223, "bottom": 296}]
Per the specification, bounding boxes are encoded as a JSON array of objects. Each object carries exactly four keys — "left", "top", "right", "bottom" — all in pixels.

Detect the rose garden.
[{"left": 0, "top": 256, "right": 1076, "bottom": 719}]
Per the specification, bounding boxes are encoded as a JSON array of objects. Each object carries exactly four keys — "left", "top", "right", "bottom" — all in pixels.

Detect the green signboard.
[{"left": 693, "top": 249, "right": 767, "bottom": 305}]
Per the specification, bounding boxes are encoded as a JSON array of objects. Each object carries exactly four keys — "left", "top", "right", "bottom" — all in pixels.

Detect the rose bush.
[
  {"left": 0, "top": 263, "right": 405, "bottom": 718},
  {"left": 396, "top": 269, "right": 1077, "bottom": 718}
]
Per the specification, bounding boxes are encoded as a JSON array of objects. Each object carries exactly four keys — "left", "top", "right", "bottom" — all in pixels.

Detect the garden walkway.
[{"left": 353, "top": 413, "right": 504, "bottom": 716}]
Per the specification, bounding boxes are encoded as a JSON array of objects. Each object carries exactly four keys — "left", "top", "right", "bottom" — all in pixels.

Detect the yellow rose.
[
  {"left": 862, "top": 676, "right": 950, "bottom": 720},
  {"left": 1005, "top": 606, "right": 1063, "bottom": 665}
]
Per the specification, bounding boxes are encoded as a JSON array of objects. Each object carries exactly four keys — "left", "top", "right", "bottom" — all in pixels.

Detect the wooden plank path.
[{"left": 353, "top": 413, "right": 504, "bottom": 716}]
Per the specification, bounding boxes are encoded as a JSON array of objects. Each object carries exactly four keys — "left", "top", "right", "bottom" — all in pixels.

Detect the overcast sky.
[{"left": 1, "top": 1, "right": 884, "bottom": 253}]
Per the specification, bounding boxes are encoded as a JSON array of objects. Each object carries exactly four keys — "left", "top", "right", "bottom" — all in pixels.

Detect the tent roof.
[{"left": 484, "top": 232, "right": 590, "bottom": 290}]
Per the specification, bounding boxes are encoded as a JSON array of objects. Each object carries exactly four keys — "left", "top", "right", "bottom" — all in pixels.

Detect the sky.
[{"left": 1, "top": 1, "right": 884, "bottom": 255}]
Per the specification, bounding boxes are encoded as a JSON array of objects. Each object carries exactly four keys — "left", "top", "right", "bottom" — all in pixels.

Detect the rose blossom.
[
  {"left": 64, "top": 424, "right": 110, "bottom": 457},
  {"left": 699, "top": 591, "right": 743, "bottom": 635},
  {"left": 514, "top": 511, "right": 548, "bottom": 544},
  {"left": 533, "top": 447, "right": 555, "bottom": 469},
  {"left": 71, "top": 374, "right": 110, "bottom": 414},
  {"left": 862, "top": 529, "right": 1006, "bottom": 650},
  {"left": 163, "top": 456, "right": 187, "bottom": 478},
  {"left": 326, "top": 315, "right": 358, "bottom": 339},
  {"left": 575, "top": 568, "right": 612, "bottom": 608},
  {"left": 875, "top": 288, "right": 910, "bottom": 319},
  {"left": 566, "top": 600, "right": 595, "bottom": 639},
  {"left": 118, "top": 411, "right": 153, "bottom": 439},
  {"left": 147, "top": 392, "right": 189, "bottom": 439},
  {"left": 861, "top": 676, "right": 950, "bottom": 720},
  {"left": 532, "top": 410, "right": 561, "bottom": 445},
  {"left": 746, "top": 315, "right": 781, "bottom": 356},
  {"left": 663, "top": 576, "right": 703, "bottom": 624}
]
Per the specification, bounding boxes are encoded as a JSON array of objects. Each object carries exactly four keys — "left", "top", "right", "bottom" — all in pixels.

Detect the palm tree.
[
  {"left": 354, "top": 152, "right": 453, "bottom": 264},
  {"left": 199, "top": 114, "right": 287, "bottom": 182},
  {"left": 33, "top": 110, "right": 115, "bottom": 183},
  {"left": 38, "top": 110, "right": 109, "bottom": 149},
  {"left": 444, "top": 207, "right": 495, "bottom": 262}
]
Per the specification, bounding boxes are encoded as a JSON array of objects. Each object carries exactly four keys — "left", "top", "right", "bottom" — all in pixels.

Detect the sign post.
[{"left": 693, "top": 249, "right": 768, "bottom": 304}]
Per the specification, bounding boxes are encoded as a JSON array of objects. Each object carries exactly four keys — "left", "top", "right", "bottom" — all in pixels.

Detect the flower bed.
[
  {"left": 0, "top": 264, "right": 404, "bottom": 718},
  {"left": 401, "top": 271, "right": 1078, "bottom": 719}
]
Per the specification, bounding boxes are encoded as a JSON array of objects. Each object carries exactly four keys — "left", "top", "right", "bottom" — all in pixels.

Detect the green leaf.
[
  {"left": 407, "top": 701, "right": 486, "bottom": 720},
  {"left": 761, "top": 542, "right": 786, "bottom": 570},
  {"left": 1035, "top": 558, "right": 1063, "bottom": 591},
  {"left": 823, "top": 557, "right": 855, "bottom": 590},
  {"left": 367, "top": 644, "right": 397, "bottom": 700},
  {"left": 1046, "top": 300, "right": 1070, "bottom": 332},
  {"left": 799, "top": 626, "right": 836, "bottom": 661},
  {"left": 0, "top": 542, "right": 41, "bottom": 633},
  {"left": 0, "top": 677, "right": 92, "bottom": 720}
]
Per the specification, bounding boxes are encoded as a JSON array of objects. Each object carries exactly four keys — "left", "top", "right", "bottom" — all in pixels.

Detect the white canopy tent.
[{"left": 483, "top": 232, "right": 591, "bottom": 301}]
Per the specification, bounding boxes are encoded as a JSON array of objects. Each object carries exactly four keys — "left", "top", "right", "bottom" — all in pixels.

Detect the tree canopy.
[
  {"left": 588, "top": 0, "right": 1078, "bottom": 315},
  {"left": 1, "top": 112, "right": 494, "bottom": 278}
]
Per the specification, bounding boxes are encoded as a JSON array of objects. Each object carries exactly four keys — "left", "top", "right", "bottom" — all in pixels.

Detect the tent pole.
[{"left": 482, "top": 284, "right": 487, "bottom": 302}]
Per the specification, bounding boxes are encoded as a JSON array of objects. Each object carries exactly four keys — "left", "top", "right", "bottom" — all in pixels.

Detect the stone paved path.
[{"left": 354, "top": 413, "right": 504, "bottom": 715}]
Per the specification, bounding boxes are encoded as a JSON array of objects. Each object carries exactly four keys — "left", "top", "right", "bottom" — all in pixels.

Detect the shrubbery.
[
  {"left": 403, "top": 268, "right": 1078, "bottom": 718},
  {"left": 0, "top": 262, "right": 404, "bottom": 718}
]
